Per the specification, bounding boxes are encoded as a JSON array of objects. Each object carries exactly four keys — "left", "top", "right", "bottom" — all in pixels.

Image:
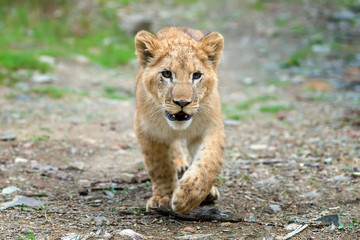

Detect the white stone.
[
  {"left": 14, "top": 157, "right": 28, "bottom": 164},
  {"left": 2, "top": 186, "right": 22, "bottom": 195}
]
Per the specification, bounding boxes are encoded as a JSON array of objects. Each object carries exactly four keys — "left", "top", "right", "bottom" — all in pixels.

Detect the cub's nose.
[{"left": 173, "top": 100, "right": 191, "bottom": 107}]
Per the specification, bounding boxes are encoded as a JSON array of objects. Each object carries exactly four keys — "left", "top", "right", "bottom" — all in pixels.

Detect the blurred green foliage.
[{"left": 0, "top": 0, "right": 135, "bottom": 84}]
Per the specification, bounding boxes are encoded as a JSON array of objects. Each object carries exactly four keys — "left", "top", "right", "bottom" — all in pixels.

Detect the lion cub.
[{"left": 134, "top": 27, "right": 225, "bottom": 214}]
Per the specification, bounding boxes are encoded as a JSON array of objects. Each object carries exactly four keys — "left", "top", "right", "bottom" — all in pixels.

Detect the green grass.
[
  {"left": 103, "top": 86, "right": 130, "bottom": 100},
  {"left": 18, "top": 231, "right": 36, "bottom": 240},
  {"left": 222, "top": 95, "right": 277, "bottom": 120},
  {"left": 249, "top": 1, "right": 267, "bottom": 11},
  {"left": 0, "top": 1, "right": 135, "bottom": 85},
  {"left": 30, "top": 86, "right": 70, "bottom": 99},
  {"left": 0, "top": 52, "right": 52, "bottom": 72},
  {"left": 281, "top": 46, "right": 312, "bottom": 68},
  {"left": 32, "top": 135, "right": 50, "bottom": 142},
  {"left": 259, "top": 104, "right": 293, "bottom": 113}
]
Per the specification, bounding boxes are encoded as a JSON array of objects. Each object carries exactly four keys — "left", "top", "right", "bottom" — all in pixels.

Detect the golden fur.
[{"left": 134, "top": 26, "right": 225, "bottom": 214}]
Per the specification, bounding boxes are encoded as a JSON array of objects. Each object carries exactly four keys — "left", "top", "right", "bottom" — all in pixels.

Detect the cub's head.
[{"left": 135, "top": 27, "right": 224, "bottom": 130}]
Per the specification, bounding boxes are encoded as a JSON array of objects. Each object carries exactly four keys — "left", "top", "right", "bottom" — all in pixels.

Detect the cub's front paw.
[
  {"left": 146, "top": 195, "right": 170, "bottom": 211},
  {"left": 171, "top": 181, "right": 209, "bottom": 214},
  {"left": 201, "top": 186, "right": 220, "bottom": 205}
]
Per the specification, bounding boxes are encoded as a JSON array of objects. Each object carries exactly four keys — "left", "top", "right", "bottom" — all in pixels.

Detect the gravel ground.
[{"left": 1, "top": 0, "right": 359, "bottom": 239}]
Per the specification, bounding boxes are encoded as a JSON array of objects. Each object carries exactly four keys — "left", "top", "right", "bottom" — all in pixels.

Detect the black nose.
[{"left": 173, "top": 100, "right": 191, "bottom": 107}]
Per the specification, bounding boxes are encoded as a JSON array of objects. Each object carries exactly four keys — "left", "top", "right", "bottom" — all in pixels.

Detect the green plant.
[
  {"left": 259, "top": 104, "right": 293, "bottom": 113},
  {"left": 103, "top": 86, "right": 130, "bottom": 100},
  {"left": 32, "top": 135, "right": 50, "bottom": 142}
]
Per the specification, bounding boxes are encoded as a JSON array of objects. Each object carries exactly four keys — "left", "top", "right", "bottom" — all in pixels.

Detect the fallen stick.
[{"left": 283, "top": 224, "right": 308, "bottom": 240}]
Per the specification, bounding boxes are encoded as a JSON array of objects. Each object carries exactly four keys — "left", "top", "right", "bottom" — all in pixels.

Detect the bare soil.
[{"left": 1, "top": 1, "right": 359, "bottom": 239}]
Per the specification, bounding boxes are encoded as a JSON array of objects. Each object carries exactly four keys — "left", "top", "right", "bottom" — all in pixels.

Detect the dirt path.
[{"left": 1, "top": 1, "right": 360, "bottom": 239}]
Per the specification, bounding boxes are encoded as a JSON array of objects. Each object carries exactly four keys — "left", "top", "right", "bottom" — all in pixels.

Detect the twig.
[{"left": 283, "top": 224, "right": 308, "bottom": 240}]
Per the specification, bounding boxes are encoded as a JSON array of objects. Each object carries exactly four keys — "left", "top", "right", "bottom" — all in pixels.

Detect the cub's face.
[{"left": 135, "top": 29, "right": 224, "bottom": 130}]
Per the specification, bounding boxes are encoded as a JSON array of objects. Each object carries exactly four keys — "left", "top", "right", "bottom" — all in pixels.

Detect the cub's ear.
[
  {"left": 198, "top": 32, "right": 224, "bottom": 68},
  {"left": 135, "top": 30, "right": 162, "bottom": 68}
]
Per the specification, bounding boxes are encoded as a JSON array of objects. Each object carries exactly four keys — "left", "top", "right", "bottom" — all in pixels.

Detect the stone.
[
  {"left": 176, "top": 234, "right": 214, "bottom": 239},
  {"left": 249, "top": 144, "right": 268, "bottom": 150},
  {"left": 120, "top": 173, "right": 136, "bottom": 183},
  {"left": 331, "top": 9, "right": 356, "bottom": 21},
  {"left": 248, "top": 215, "right": 256, "bottom": 222},
  {"left": 285, "top": 223, "right": 301, "bottom": 231},
  {"left": 0, "top": 132, "right": 16, "bottom": 141},
  {"left": 104, "top": 232, "right": 112, "bottom": 239},
  {"left": 118, "top": 229, "right": 147, "bottom": 239},
  {"left": 183, "top": 226, "right": 196, "bottom": 233},
  {"left": 2, "top": 186, "right": 22, "bottom": 195},
  {"left": 14, "top": 157, "right": 29, "bottom": 164},
  {"left": 66, "top": 161, "right": 85, "bottom": 171},
  {"left": 39, "top": 55, "right": 55, "bottom": 65},
  {"left": 323, "top": 157, "right": 333, "bottom": 164},
  {"left": 60, "top": 235, "right": 82, "bottom": 240},
  {"left": 269, "top": 204, "right": 281, "bottom": 212},
  {"left": 30, "top": 74, "right": 59, "bottom": 83},
  {"left": 119, "top": 14, "right": 153, "bottom": 36},
  {"left": 1, "top": 195, "right": 45, "bottom": 210},
  {"left": 73, "top": 55, "right": 90, "bottom": 65},
  {"left": 352, "top": 172, "right": 360, "bottom": 178},
  {"left": 104, "top": 190, "right": 115, "bottom": 198},
  {"left": 312, "top": 44, "right": 331, "bottom": 54},
  {"left": 92, "top": 216, "right": 109, "bottom": 226},
  {"left": 316, "top": 214, "right": 341, "bottom": 227}
]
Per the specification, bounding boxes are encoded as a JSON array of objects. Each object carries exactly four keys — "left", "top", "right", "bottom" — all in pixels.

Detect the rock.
[
  {"left": 0, "top": 132, "right": 16, "bottom": 141},
  {"left": 312, "top": 44, "right": 331, "bottom": 54},
  {"left": 120, "top": 173, "right": 136, "bottom": 183},
  {"left": 79, "top": 179, "right": 91, "bottom": 188},
  {"left": 269, "top": 204, "right": 281, "bottom": 212},
  {"left": 60, "top": 235, "right": 82, "bottom": 240},
  {"left": 30, "top": 74, "right": 59, "bottom": 83},
  {"left": 224, "top": 120, "right": 241, "bottom": 126},
  {"left": 66, "top": 161, "right": 85, "bottom": 171},
  {"left": 176, "top": 234, "right": 213, "bottom": 239},
  {"left": 323, "top": 157, "right": 332, "bottom": 164},
  {"left": 183, "top": 226, "right": 197, "bottom": 233},
  {"left": 119, "top": 14, "right": 153, "bottom": 36},
  {"left": 92, "top": 216, "right": 109, "bottom": 226},
  {"left": 248, "top": 215, "right": 256, "bottom": 222},
  {"left": 331, "top": 9, "right": 356, "bottom": 21},
  {"left": 299, "top": 191, "right": 321, "bottom": 200},
  {"left": 249, "top": 144, "right": 268, "bottom": 150},
  {"left": 78, "top": 187, "right": 88, "bottom": 196},
  {"left": 14, "top": 157, "right": 29, "bottom": 164},
  {"left": 0, "top": 195, "right": 45, "bottom": 210},
  {"left": 118, "top": 229, "right": 147, "bottom": 239},
  {"left": 104, "top": 190, "right": 115, "bottom": 198},
  {"left": 39, "top": 55, "right": 55, "bottom": 65},
  {"left": 2, "top": 186, "right": 22, "bottom": 195},
  {"left": 73, "top": 55, "right": 90, "bottom": 65},
  {"left": 285, "top": 223, "right": 301, "bottom": 231},
  {"left": 104, "top": 232, "right": 112, "bottom": 239},
  {"left": 316, "top": 214, "right": 341, "bottom": 227},
  {"left": 352, "top": 172, "right": 360, "bottom": 178}
]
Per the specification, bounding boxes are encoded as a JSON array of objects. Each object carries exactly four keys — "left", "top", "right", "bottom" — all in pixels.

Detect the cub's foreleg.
[
  {"left": 137, "top": 133, "right": 177, "bottom": 211},
  {"left": 171, "top": 128, "right": 224, "bottom": 214}
]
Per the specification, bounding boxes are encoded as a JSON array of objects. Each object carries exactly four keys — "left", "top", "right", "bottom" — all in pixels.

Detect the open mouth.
[{"left": 166, "top": 110, "right": 192, "bottom": 121}]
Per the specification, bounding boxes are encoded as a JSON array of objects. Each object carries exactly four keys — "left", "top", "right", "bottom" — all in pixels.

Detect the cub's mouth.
[{"left": 166, "top": 110, "right": 192, "bottom": 121}]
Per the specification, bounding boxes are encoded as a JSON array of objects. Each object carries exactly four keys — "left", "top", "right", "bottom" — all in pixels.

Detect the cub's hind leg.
[
  {"left": 137, "top": 132, "right": 177, "bottom": 211},
  {"left": 170, "top": 139, "right": 189, "bottom": 177}
]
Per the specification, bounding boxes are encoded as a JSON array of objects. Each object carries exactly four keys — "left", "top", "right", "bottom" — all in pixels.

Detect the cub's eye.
[
  {"left": 161, "top": 70, "right": 172, "bottom": 78},
  {"left": 192, "top": 72, "right": 202, "bottom": 80}
]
